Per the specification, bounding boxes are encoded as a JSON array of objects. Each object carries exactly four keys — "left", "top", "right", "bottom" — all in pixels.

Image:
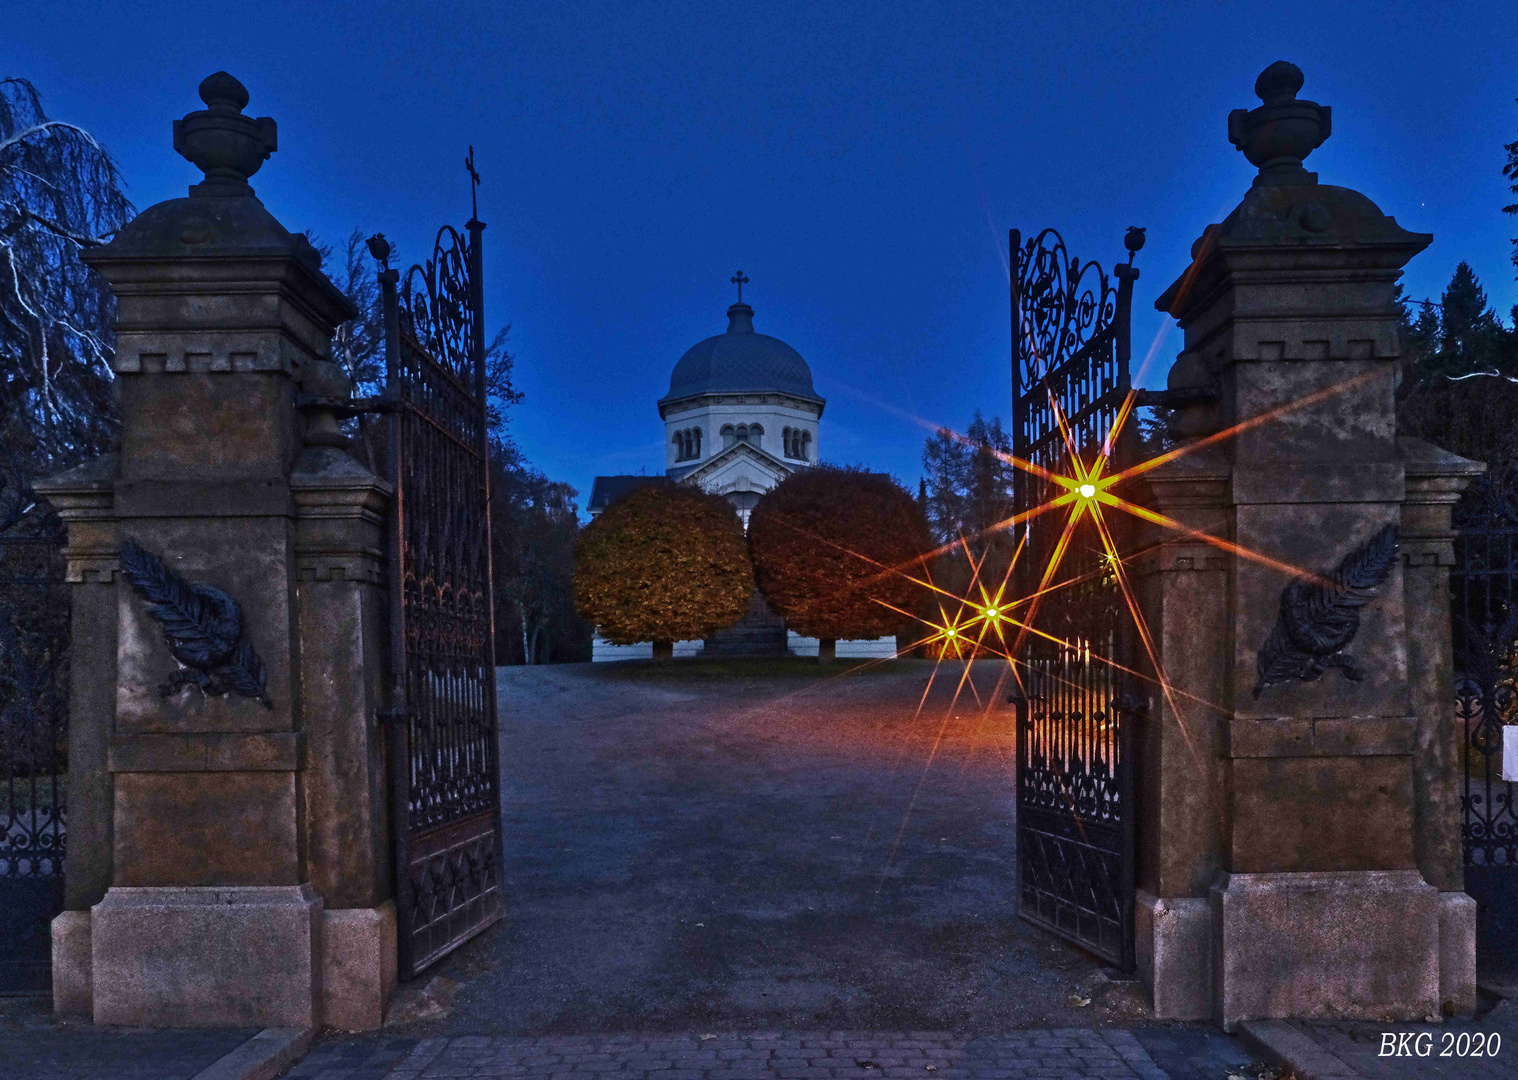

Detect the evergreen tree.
[
  {"left": 921, "top": 426, "right": 966, "bottom": 544},
  {"left": 963, "top": 412, "right": 1016, "bottom": 542},
  {"left": 1398, "top": 263, "right": 1515, "bottom": 384},
  {"left": 1504, "top": 98, "right": 1518, "bottom": 302},
  {"left": 919, "top": 412, "right": 1017, "bottom": 548},
  {"left": 1435, "top": 263, "right": 1508, "bottom": 376}
]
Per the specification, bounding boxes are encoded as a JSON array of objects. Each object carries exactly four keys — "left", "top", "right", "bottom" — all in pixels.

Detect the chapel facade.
[{"left": 588, "top": 294, "right": 825, "bottom": 524}]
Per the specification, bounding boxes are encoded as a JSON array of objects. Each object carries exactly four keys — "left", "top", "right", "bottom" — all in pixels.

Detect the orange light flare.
[
  {"left": 1109, "top": 369, "right": 1381, "bottom": 486},
  {"left": 741, "top": 372, "right": 1394, "bottom": 793},
  {"left": 874, "top": 591, "right": 1223, "bottom": 720},
  {"left": 1085, "top": 496, "right": 1208, "bottom": 776}
]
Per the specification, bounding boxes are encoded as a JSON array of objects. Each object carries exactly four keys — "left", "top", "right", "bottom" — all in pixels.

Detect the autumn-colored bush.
[
  {"left": 748, "top": 467, "right": 932, "bottom": 662},
  {"left": 573, "top": 482, "right": 753, "bottom": 659}
]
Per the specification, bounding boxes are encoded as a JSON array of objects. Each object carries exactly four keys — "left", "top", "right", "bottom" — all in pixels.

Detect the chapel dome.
[{"left": 659, "top": 303, "right": 823, "bottom": 406}]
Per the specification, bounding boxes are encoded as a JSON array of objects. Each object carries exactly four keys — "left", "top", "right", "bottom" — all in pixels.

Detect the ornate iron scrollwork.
[
  {"left": 1015, "top": 227, "right": 1117, "bottom": 388},
  {"left": 119, "top": 539, "right": 272, "bottom": 708},
  {"left": 1011, "top": 225, "right": 1139, "bottom": 972},
  {"left": 0, "top": 444, "right": 69, "bottom": 991},
  {"left": 399, "top": 226, "right": 477, "bottom": 384},
  {"left": 1450, "top": 467, "right": 1518, "bottom": 868},
  {"left": 1254, "top": 523, "right": 1399, "bottom": 696}
]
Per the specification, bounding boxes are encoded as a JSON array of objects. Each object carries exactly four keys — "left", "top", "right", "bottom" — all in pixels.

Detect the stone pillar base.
[
  {"left": 1438, "top": 891, "right": 1477, "bottom": 1015},
  {"left": 321, "top": 901, "right": 398, "bottom": 1031},
  {"left": 1212, "top": 870, "right": 1438, "bottom": 1029},
  {"left": 1136, "top": 891, "right": 1212, "bottom": 1019},
  {"left": 50, "top": 910, "right": 93, "bottom": 1017},
  {"left": 92, "top": 883, "right": 321, "bottom": 1028}
]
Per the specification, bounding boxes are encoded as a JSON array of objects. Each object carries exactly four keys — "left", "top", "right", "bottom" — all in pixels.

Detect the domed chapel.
[
  {"left": 589, "top": 273, "right": 825, "bottom": 526},
  {"left": 587, "top": 276, "right": 896, "bottom": 661}
]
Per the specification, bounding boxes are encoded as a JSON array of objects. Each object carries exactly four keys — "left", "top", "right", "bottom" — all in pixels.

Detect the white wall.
[
  {"left": 786, "top": 632, "right": 898, "bottom": 658},
  {"left": 591, "top": 636, "right": 707, "bottom": 662},
  {"left": 663, "top": 395, "right": 820, "bottom": 472}
]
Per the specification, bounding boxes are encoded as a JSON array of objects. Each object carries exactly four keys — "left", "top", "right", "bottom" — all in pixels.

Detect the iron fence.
[{"left": 0, "top": 448, "right": 67, "bottom": 993}]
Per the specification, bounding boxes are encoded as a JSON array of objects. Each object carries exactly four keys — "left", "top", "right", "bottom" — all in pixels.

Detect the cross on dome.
[{"left": 730, "top": 270, "right": 749, "bottom": 303}]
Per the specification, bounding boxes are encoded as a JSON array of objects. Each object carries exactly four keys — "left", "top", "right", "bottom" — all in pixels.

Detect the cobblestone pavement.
[{"left": 282, "top": 1030, "right": 1176, "bottom": 1080}]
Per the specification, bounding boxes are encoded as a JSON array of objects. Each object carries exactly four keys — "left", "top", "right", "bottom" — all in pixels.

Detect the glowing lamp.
[{"left": 1079, "top": 483, "right": 1097, "bottom": 498}]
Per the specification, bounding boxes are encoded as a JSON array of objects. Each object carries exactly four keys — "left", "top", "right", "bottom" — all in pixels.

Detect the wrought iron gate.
[
  {"left": 1450, "top": 466, "right": 1518, "bottom": 932},
  {"left": 376, "top": 193, "right": 505, "bottom": 980},
  {"left": 0, "top": 449, "right": 67, "bottom": 993},
  {"left": 1009, "top": 227, "right": 1142, "bottom": 970}
]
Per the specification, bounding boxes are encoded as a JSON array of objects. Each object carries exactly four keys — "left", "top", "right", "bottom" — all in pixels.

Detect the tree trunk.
[
  {"left": 818, "top": 637, "right": 836, "bottom": 664},
  {"left": 652, "top": 639, "right": 674, "bottom": 663}
]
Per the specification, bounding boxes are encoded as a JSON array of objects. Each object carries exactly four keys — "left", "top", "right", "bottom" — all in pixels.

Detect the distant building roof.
[
  {"left": 658, "top": 302, "right": 823, "bottom": 407},
  {"left": 587, "top": 475, "right": 668, "bottom": 515}
]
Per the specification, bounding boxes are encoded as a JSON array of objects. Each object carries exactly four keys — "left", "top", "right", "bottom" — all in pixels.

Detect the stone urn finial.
[
  {"left": 1227, "top": 61, "right": 1331, "bottom": 185},
  {"left": 172, "top": 72, "right": 278, "bottom": 196}
]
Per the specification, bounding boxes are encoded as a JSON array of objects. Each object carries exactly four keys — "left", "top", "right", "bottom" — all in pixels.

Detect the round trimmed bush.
[
  {"left": 749, "top": 466, "right": 932, "bottom": 662},
  {"left": 574, "top": 482, "right": 753, "bottom": 659}
]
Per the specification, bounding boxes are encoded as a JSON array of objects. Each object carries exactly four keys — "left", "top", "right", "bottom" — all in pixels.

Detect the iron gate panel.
[
  {"left": 379, "top": 216, "right": 504, "bottom": 981},
  {"left": 0, "top": 450, "right": 67, "bottom": 993},
  {"left": 1450, "top": 469, "right": 1518, "bottom": 938},
  {"left": 1010, "top": 227, "right": 1140, "bottom": 971}
]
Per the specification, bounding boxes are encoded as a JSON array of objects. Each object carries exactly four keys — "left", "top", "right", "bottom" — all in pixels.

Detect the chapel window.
[
  {"left": 693, "top": 427, "right": 702, "bottom": 458},
  {"left": 749, "top": 423, "right": 763, "bottom": 449},
  {"left": 800, "top": 430, "right": 811, "bottom": 460},
  {"left": 721, "top": 424, "right": 735, "bottom": 449}
]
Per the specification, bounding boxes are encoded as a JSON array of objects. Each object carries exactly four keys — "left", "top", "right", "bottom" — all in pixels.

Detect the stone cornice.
[{"left": 658, "top": 391, "right": 825, "bottom": 421}]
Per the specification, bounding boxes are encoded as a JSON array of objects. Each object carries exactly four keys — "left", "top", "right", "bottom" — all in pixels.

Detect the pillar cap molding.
[{"left": 1159, "top": 65, "right": 1430, "bottom": 325}]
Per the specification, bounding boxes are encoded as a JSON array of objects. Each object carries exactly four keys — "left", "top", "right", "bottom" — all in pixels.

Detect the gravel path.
[{"left": 413, "top": 659, "right": 1145, "bottom": 1035}]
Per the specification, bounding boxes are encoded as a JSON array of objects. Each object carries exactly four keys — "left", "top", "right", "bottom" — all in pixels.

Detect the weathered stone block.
[
  {"left": 1438, "top": 891, "right": 1477, "bottom": 1015},
  {"left": 1211, "top": 870, "right": 1438, "bottom": 1028},
  {"left": 321, "top": 902, "right": 397, "bottom": 1031},
  {"left": 1135, "top": 892, "right": 1211, "bottom": 1020},
  {"left": 1228, "top": 756, "right": 1415, "bottom": 872},
  {"left": 50, "top": 910, "right": 92, "bottom": 1017},
  {"left": 112, "top": 772, "right": 301, "bottom": 886},
  {"left": 92, "top": 883, "right": 321, "bottom": 1028}
]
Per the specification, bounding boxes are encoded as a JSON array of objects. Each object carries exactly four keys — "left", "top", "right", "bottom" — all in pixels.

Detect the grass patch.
[{"left": 593, "top": 656, "right": 920, "bottom": 680}]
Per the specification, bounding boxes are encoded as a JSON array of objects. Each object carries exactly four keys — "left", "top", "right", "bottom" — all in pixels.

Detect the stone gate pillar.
[
  {"left": 1133, "top": 62, "right": 1482, "bottom": 1026},
  {"left": 36, "top": 72, "right": 397, "bottom": 1030}
]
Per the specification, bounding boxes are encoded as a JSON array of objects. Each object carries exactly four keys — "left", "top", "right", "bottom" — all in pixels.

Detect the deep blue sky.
[{"left": 11, "top": 1, "right": 1517, "bottom": 504}]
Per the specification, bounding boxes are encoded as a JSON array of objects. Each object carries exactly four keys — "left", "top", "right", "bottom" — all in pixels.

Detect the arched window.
[
  {"left": 749, "top": 423, "right": 763, "bottom": 450},
  {"left": 782, "top": 427, "right": 792, "bottom": 457},
  {"left": 673, "top": 433, "right": 684, "bottom": 461},
  {"left": 800, "top": 430, "right": 811, "bottom": 460},
  {"left": 693, "top": 427, "right": 702, "bottom": 458},
  {"left": 721, "top": 424, "right": 735, "bottom": 449},
  {"left": 736, "top": 424, "right": 749, "bottom": 443}
]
